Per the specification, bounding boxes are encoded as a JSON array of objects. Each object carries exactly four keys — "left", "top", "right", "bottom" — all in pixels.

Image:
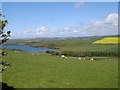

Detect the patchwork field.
[{"left": 2, "top": 50, "right": 118, "bottom": 88}]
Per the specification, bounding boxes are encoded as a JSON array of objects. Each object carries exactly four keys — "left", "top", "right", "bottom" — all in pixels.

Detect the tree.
[
  {"left": 0, "top": 10, "right": 15, "bottom": 90},
  {"left": 0, "top": 11, "right": 11, "bottom": 72}
]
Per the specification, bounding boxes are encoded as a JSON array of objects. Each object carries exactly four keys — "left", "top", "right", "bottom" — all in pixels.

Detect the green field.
[
  {"left": 57, "top": 44, "right": 119, "bottom": 52},
  {"left": 2, "top": 50, "right": 118, "bottom": 88},
  {"left": 2, "top": 35, "right": 119, "bottom": 88}
]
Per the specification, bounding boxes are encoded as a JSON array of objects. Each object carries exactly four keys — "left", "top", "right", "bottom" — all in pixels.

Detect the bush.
[
  {"left": 46, "top": 51, "right": 61, "bottom": 56},
  {"left": 61, "top": 51, "right": 119, "bottom": 57},
  {"left": 61, "top": 51, "right": 86, "bottom": 57},
  {"left": 45, "top": 51, "right": 55, "bottom": 54},
  {"left": 46, "top": 50, "right": 119, "bottom": 57}
]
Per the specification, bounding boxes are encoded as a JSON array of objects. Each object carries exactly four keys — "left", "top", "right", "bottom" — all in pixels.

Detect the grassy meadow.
[
  {"left": 1, "top": 36, "right": 119, "bottom": 88},
  {"left": 57, "top": 44, "right": 119, "bottom": 52},
  {"left": 2, "top": 49, "right": 118, "bottom": 88}
]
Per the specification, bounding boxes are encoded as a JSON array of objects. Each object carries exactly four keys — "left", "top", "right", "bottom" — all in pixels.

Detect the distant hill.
[{"left": 7, "top": 35, "right": 120, "bottom": 45}]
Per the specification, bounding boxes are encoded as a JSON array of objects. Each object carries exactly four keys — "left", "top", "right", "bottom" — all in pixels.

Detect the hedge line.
[{"left": 46, "top": 51, "right": 119, "bottom": 57}]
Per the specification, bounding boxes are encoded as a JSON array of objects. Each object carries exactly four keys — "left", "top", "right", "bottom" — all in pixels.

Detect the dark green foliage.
[
  {"left": 7, "top": 31, "right": 11, "bottom": 35},
  {"left": 46, "top": 51, "right": 61, "bottom": 56},
  {"left": 61, "top": 51, "right": 119, "bottom": 57},
  {"left": 45, "top": 51, "right": 55, "bottom": 54},
  {"left": 0, "top": 13, "right": 11, "bottom": 72},
  {"left": 0, "top": 14, "right": 10, "bottom": 45},
  {"left": 46, "top": 50, "right": 119, "bottom": 57},
  {"left": 0, "top": 51, "right": 7, "bottom": 56}
]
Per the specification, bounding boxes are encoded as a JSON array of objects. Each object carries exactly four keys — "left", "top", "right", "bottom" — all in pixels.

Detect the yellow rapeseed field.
[{"left": 93, "top": 37, "right": 120, "bottom": 44}]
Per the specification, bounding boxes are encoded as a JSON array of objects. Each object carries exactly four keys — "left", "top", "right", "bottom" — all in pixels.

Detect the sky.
[{"left": 2, "top": 2, "right": 118, "bottom": 39}]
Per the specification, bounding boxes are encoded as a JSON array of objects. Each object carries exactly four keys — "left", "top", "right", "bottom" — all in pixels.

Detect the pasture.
[
  {"left": 2, "top": 49, "right": 118, "bottom": 88},
  {"left": 2, "top": 36, "right": 119, "bottom": 88},
  {"left": 57, "top": 44, "right": 118, "bottom": 52}
]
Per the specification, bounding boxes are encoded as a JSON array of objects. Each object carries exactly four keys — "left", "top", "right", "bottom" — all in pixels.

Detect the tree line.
[{"left": 46, "top": 50, "right": 119, "bottom": 57}]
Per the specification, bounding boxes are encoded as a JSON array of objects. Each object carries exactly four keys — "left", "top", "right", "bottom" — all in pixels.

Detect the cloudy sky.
[{"left": 2, "top": 2, "right": 118, "bottom": 39}]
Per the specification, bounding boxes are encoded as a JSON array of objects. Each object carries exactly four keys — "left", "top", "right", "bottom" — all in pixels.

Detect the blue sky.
[{"left": 2, "top": 2, "right": 118, "bottom": 38}]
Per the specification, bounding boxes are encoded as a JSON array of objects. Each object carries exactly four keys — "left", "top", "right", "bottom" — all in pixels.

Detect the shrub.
[{"left": 61, "top": 51, "right": 119, "bottom": 57}]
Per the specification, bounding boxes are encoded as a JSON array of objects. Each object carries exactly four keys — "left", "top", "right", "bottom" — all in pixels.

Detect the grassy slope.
[{"left": 2, "top": 50, "right": 118, "bottom": 88}]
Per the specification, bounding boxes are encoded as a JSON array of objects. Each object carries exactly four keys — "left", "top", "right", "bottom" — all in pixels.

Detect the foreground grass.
[{"left": 2, "top": 50, "right": 118, "bottom": 88}]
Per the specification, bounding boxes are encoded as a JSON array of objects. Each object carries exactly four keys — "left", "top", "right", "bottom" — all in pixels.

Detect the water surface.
[{"left": 2, "top": 45, "right": 54, "bottom": 52}]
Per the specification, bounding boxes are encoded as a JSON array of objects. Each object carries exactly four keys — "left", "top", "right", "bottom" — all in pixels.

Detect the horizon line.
[{"left": 9, "top": 34, "right": 120, "bottom": 39}]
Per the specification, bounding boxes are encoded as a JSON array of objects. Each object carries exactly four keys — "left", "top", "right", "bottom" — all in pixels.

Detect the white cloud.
[
  {"left": 11, "top": 13, "right": 118, "bottom": 38},
  {"left": 105, "top": 13, "right": 118, "bottom": 26},
  {"left": 73, "top": 2, "right": 84, "bottom": 9},
  {"left": 35, "top": 32, "right": 42, "bottom": 35},
  {"left": 73, "top": 30, "right": 78, "bottom": 33},
  {"left": 36, "top": 26, "right": 48, "bottom": 32},
  {"left": 64, "top": 27, "right": 70, "bottom": 31},
  {"left": 81, "top": 13, "right": 118, "bottom": 36}
]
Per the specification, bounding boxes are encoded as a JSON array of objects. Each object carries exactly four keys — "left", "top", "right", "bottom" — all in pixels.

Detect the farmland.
[
  {"left": 93, "top": 37, "right": 120, "bottom": 44},
  {"left": 1, "top": 35, "right": 119, "bottom": 88},
  {"left": 2, "top": 49, "right": 118, "bottom": 88},
  {"left": 57, "top": 44, "right": 119, "bottom": 52}
]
